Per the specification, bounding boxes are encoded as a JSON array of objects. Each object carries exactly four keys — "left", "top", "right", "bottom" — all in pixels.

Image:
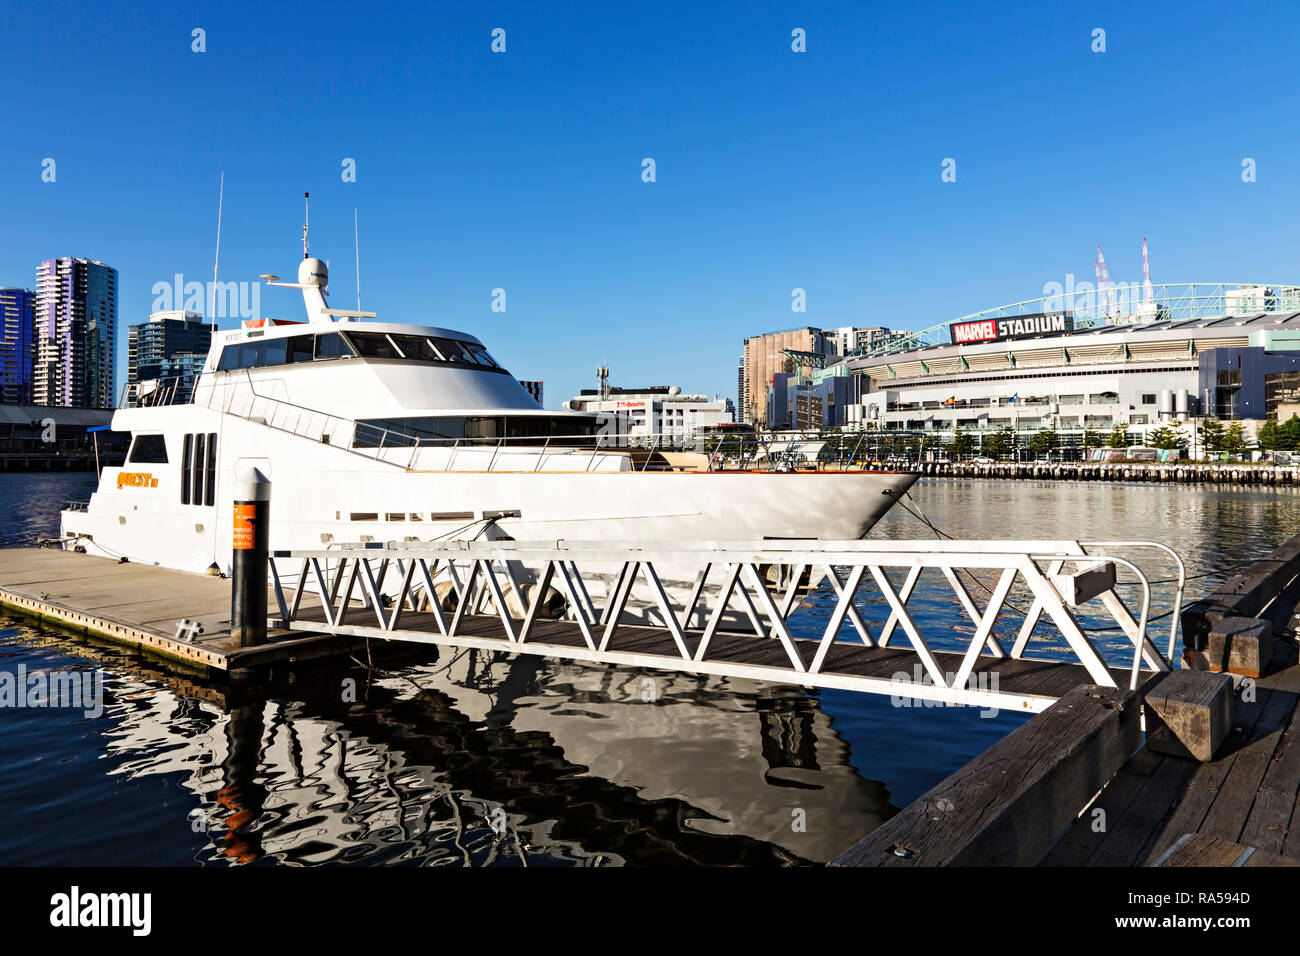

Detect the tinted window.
[
  {"left": 262, "top": 337, "right": 287, "bottom": 365},
  {"left": 432, "top": 338, "right": 477, "bottom": 365},
  {"left": 218, "top": 332, "right": 355, "bottom": 371},
  {"left": 192, "top": 433, "right": 206, "bottom": 505},
  {"left": 181, "top": 433, "right": 193, "bottom": 503},
  {"left": 218, "top": 330, "right": 502, "bottom": 372},
  {"left": 387, "top": 334, "right": 442, "bottom": 362},
  {"left": 346, "top": 331, "right": 404, "bottom": 359},
  {"left": 286, "top": 335, "right": 315, "bottom": 363},
  {"left": 466, "top": 343, "right": 500, "bottom": 368},
  {"left": 239, "top": 341, "right": 267, "bottom": 367},
  {"left": 204, "top": 432, "right": 217, "bottom": 506},
  {"left": 129, "top": 433, "right": 168, "bottom": 463},
  {"left": 315, "top": 333, "right": 353, "bottom": 360}
]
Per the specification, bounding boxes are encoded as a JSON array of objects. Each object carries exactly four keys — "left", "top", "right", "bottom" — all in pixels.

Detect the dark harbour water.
[{"left": 2, "top": 470, "right": 1299, "bottom": 866}]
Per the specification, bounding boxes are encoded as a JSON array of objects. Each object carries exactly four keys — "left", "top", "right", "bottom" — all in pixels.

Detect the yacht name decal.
[{"left": 116, "top": 472, "right": 159, "bottom": 489}]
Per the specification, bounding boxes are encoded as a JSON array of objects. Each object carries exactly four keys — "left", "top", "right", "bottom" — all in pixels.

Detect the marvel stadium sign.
[{"left": 951, "top": 311, "right": 1074, "bottom": 344}]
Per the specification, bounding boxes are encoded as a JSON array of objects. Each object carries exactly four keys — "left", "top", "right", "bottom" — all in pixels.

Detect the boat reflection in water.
[{"left": 13, "top": 622, "right": 897, "bottom": 866}]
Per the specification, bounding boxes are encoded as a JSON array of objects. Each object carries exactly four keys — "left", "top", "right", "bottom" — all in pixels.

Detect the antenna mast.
[
  {"left": 301, "top": 192, "right": 310, "bottom": 259},
  {"left": 354, "top": 208, "right": 361, "bottom": 313},
  {"left": 211, "top": 171, "right": 224, "bottom": 334}
]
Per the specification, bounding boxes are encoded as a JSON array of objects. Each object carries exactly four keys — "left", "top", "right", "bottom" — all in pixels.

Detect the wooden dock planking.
[
  {"left": 1039, "top": 746, "right": 1167, "bottom": 866},
  {"left": 832, "top": 684, "right": 1143, "bottom": 867},
  {"left": 1084, "top": 752, "right": 1202, "bottom": 867},
  {"left": 1042, "top": 681, "right": 1275, "bottom": 867},
  {"left": 1149, "top": 832, "right": 1300, "bottom": 867},
  {"left": 1190, "top": 687, "right": 1299, "bottom": 848},
  {"left": 1139, "top": 678, "right": 1299, "bottom": 864},
  {"left": 0, "top": 547, "right": 358, "bottom": 675},
  {"left": 1035, "top": 575, "right": 1300, "bottom": 868},
  {"left": 1239, "top": 693, "right": 1300, "bottom": 856}
]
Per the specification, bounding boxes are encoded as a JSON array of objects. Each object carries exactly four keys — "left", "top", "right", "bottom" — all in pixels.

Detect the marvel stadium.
[{"left": 770, "top": 283, "right": 1300, "bottom": 449}]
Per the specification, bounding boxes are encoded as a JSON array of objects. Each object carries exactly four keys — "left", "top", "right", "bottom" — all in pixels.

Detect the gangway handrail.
[
  {"left": 1078, "top": 540, "right": 1185, "bottom": 662},
  {"left": 270, "top": 535, "right": 1179, "bottom": 708}
]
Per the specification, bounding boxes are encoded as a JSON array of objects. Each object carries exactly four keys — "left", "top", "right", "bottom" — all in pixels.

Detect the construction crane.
[
  {"left": 1095, "top": 245, "right": 1118, "bottom": 318},
  {"left": 1142, "top": 237, "right": 1153, "bottom": 303}
]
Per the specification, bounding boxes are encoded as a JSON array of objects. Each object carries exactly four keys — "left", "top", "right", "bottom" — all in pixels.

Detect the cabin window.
[
  {"left": 466, "top": 343, "right": 501, "bottom": 368},
  {"left": 205, "top": 433, "right": 217, "bottom": 506},
  {"left": 216, "top": 329, "right": 504, "bottom": 373},
  {"left": 341, "top": 331, "right": 507, "bottom": 373},
  {"left": 181, "top": 434, "right": 192, "bottom": 504},
  {"left": 192, "top": 433, "right": 206, "bottom": 506},
  {"left": 286, "top": 334, "right": 315, "bottom": 364},
  {"left": 314, "top": 333, "right": 352, "bottom": 360},
  {"left": 128, "top": 433, "right": 168, "bottom": 463},
  {"left": 179, "top": 432, "right": 217, "bottom": 506},
  {"left": 429, "top": 338, "right": 478, "bottom": 365},
  {"left": 386, "top": 334, "right": 443, "bottom": 362},
  {"left": 217, "top": 333, "right": 357, "bottom": 371},
  {"left": 346, "top": 331, "right": 405, "bottom": 359}
]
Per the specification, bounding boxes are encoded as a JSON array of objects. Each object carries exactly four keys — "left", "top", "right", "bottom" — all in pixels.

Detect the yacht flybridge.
[{"left": 61, "top": 242, "right": 917, "bottom": 575}]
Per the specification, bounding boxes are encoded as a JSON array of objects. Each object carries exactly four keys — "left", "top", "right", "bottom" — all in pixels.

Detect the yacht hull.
[{"left": 63, "top": 463, "right": 918, "bottom": 572}]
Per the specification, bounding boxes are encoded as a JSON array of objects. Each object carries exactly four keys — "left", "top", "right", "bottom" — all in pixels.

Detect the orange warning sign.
[{"left": 233, "top": 503, "right": 257, "bottom": 550}]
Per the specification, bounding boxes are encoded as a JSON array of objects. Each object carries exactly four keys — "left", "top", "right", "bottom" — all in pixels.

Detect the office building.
[
  {"left": 0, "top": 288, "right": 35, "bottom": 404},
  {"left": 518, "top": 379, "right": 544, "bottom": 406},
  {"left": 127, "top": 310, "right": 212, "bottom": 404},
  {"left": 34, "top": 258, "right": 118, "bottom": 408},
  {"left": 740, "top": 327, "right": 832, "bottom": 427},
  {"left": 566, "top": 385, "right": 733, "bottom": 440}
]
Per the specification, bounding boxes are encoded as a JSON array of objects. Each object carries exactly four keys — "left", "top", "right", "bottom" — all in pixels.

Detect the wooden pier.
[
  {"left": 835, "top": 531, "right": 1300, "bottom": 867},
  {"left": 0, "top": 547, "right": 358, "bottom": 677}
]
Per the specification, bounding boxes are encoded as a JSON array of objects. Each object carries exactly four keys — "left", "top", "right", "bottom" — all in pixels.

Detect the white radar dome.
[{"left": 299, "top": 257, "right": 329, "bottom": 288}]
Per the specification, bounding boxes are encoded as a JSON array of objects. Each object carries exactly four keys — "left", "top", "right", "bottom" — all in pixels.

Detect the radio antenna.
[
  {"left": 301, "top": 191, "right": 310, "bottom": 259},
  {"left": 354, "top": 208, "right": 361, "bottom": 313},
  {"left": 210, "top": 171, "right": 224, "bottom": 333}
]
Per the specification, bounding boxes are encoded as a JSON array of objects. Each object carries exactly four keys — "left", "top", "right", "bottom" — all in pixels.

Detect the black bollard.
[{"left": 231, "top": 468, "right": 271, "bottom": 647}]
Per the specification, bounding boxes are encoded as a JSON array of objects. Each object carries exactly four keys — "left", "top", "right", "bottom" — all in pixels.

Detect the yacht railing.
[
  {"left": 119, "top": 376, "right": 197, "bottom": 409},
  {"left": 195, "top": 371, "right": 418, "bottom": 469},
  {"left": 193, "top": 372, "right": 891, "bottom": 472}
]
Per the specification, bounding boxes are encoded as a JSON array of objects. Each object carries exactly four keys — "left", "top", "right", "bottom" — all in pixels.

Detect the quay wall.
[{"left": 899, "top": 461, "right": 1300, "bottom": 485}]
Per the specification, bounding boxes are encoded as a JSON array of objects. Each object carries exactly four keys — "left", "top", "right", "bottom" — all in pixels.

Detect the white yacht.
[{"left": 61, "top": 248, "right": 917, "bottom": 574}]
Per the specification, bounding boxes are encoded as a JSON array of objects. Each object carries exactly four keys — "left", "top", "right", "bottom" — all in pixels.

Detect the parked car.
[{"left": 971, "top": 456, "right": 994, "bottom": 464}]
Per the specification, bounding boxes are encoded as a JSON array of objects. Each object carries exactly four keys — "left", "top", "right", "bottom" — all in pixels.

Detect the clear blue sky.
[{"left": 2, "top": 0, "right": 1297, "bottom": 408}]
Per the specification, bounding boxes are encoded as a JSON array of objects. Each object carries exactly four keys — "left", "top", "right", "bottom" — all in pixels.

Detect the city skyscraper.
[
  {"left": 34, "top": 258, "right": 118, "bottom": 408},
  {"left": 740, "top": 327, "right": 831, "bottom": 427},
  {"left": 127, "top": 310, "right": 212, "bottom": 404},
  {"left": 0, "top": 288, "right": 35, "bottom": 404}
]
